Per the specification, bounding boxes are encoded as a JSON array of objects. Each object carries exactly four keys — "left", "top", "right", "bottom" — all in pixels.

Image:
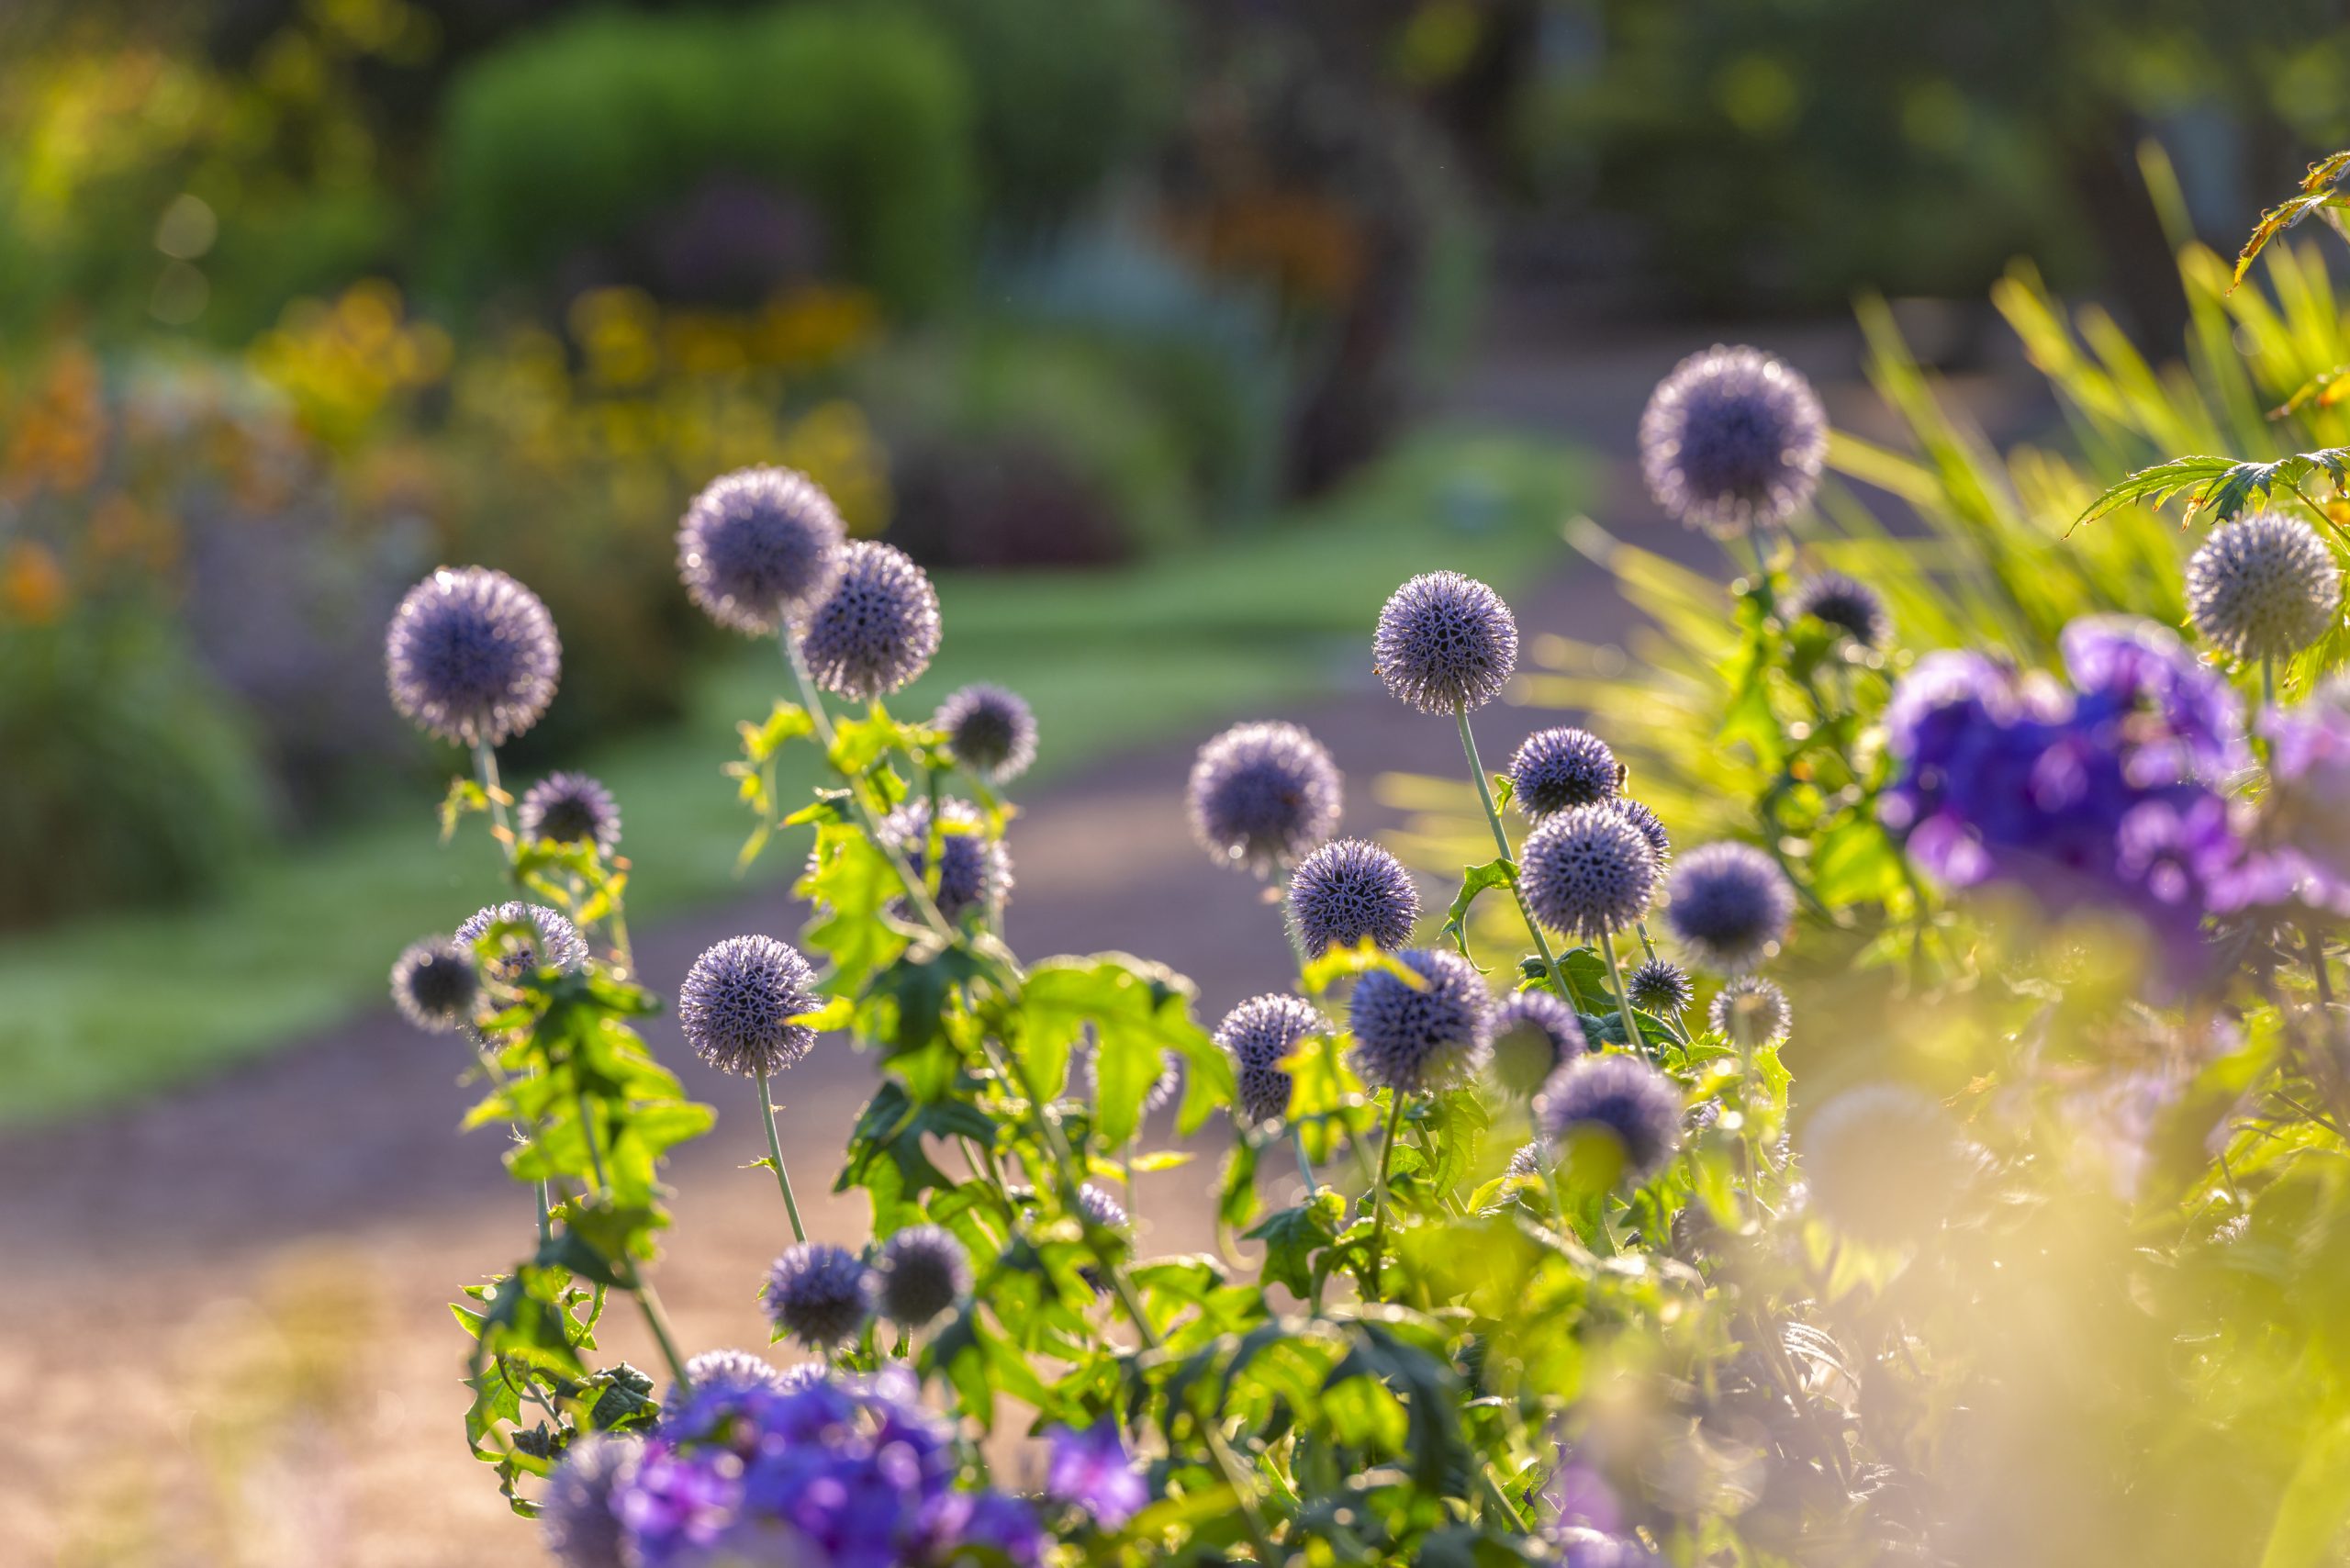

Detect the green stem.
[
  {"left": 1455, "top": 704, "right": 1567, "bottom": 1001},
  {"left": 1366, "top": 1091, "right": 1408, "bottom": 1296},
  {"left": 1598, "top": 929, "right": 1640, "bottom": 1052},
  {"left": 757, "top": 1068, "right": 811, "bottom": 1245},
  {"left": 473, "top": 738, "right": 518, "bottom": 873},
  {"left": 468, "top": 1034, "right": 551, "bottom": 1245},
  {"left": 572, "top": 1081, "right": 693, "bottom": 1389},
  {"left": 1291, "top": 1122, "right": 1318, "bottom": 1193}
]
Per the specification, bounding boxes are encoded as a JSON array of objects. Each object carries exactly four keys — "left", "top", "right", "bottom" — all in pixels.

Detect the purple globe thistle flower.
[
  {"left": 798, "top": 541, "right": 941, "bottom": 701},
  {"left": 1489, "top": 988, "right": 1587, "bottom": 1097},
  {"left": 1608, "top": 797, "right": 1672, "bottom": 869},
  {"left": 1787, "top": 570, "right": 1891, "bottom": 650},
  {"left": 1287, "top": 836, "right": 1419, "bottom": 955},
  {"left": 1505, "top": 1141, "right": 1542, "bottom": 1179},
  {"left": 1519, "top": 805, "right": 1659, "bottom": 941},
  {"left": 1373, "top": 571, "right": 1519, "bottom": 713},
  {"left": 1074, "top": 1181, "right": 1129, "bottom": 1232},
  {"left": 1507, "top": 727, "right": 1622, "bottom": 819},
  {"left": 2186, "top": 510, "right": 2342, "bottom": 664},
  {"left": 1663, "top": 842, "right": 1795, "bottom": 972},
  {"left": 518, "top": 771, "right": 622, "bottom": 856},
  {"left": 390, "top": 936, "right": 478, "bottom": 1033},
  {"left": 1348, "top": 947, "right": 1494, "bottom": 1095},
  {"left": 764, "top": 1242, "right": 875, "bottom": 1350},
  {"left": 456, "top": 901, "right": 589, "bottom": 983},
  {"left": 881, "top": 798, "right": 1012, "bottom": 922},
  {"left": 1707, "top": 975, "right": 1790, "bottom": 1047},
  {"left": 677, "top": 935, "right": 823, "bottom": 1078},
  {"left": 677, "top": 465, "right": 847, "bottom": 636},
  {"left": 1214, "top": 992, "right": 1332, "bottom": 1125},
  {"left": 1187, "top": 721, "right": 1343, "bottom": 872},
  {"left": 1639, "top": 345, "right": 1828, "bottom": 536},
  {"left": 1046, "top": 1418, "right": 1150, "bottom": 1529},
  {"left": 1801, "top": 1084, "right": 1978, "bottom": 1246},
  {"left": 873, "top": 1225, "right": 969, "bottom": 1327},
  {"left": 1627, "top": 957, "right": 1694, "bottom": 1015},
  {"left": 1536, "top": 1054, "right": 1684, "bottom": 1186},
  {"left": 385, "top": 566, "right": 561, "bottom": 747},
  {"left": 542, "top": 1432, "right": 641, "bottom": 1568},
  {"left": 679, "top": 1349, "right": 789, "bottom": 1401},
  {"left": 934, "top": 683, "right": 1038, "bottom": 784}
]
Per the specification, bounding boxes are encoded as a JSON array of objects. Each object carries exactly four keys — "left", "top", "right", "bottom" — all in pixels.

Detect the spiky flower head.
[
  {"left": 1708, "top": 975, "right": 1791, "bottom": 1047},
  {"left": 1505, "top": 1142, "right": 1542, "bottom": 1179},
  {"left": 1520, "top": 805, "right": 1659, "bottom": 940},
  {"left": 1348, "top": 947, "right": 1494, "bottom": 1095},
  {"left": 2186, "top": 510, "right": 2342, "bottom": 664},
  {"left": 1373, "top": 571, "right": 1519, "bottom": 714},
  {"left": 677, "top": 466, "right": 847, "bottom": 636},
  {"left": 1639, "top": 344, "right": 1828, "bottom": 536},
  {"left": 934, "top": 684, "right": 1038, "bottom": 784},
  {"left": 390, "top": 936, "right": 479, "bottom": 1033},
  {"left": 1287, "top": 837, "right": 1420, "bottom": 955},
  {"left": 542, "top": 1432, "right": 640, "bottom": 1568},
  {"left": 1801, "top": 1084, "right": 1977, "bottom": 1246},
  {"left": 455, "top": 901, "right": 589, "bottom": 983},
  {"left": 1788, "top": 571, "right": 1891, "bottom": 650},
  {"left": 881, "top": 798, "right": 1011, "bottom": 922},
  {"left": 1609, "top": 798, "right": 1672, "bottom": 869},
  {"left": 1187, "top": 721, "right": 1343, "bottom": 872},
  {"left": 680, "top": 1349, "right": 789, "bottom": 1401},
  {"left": 1664, "top": 842, "right": 1795, "bottom": 972},
  {"left": 798, "top": 540, "right": 941, "bottom": 701},
  {"left": 678, "top": 935, "right": 823, "bottom": 1078},
  {"left": 385, "top": 566, "right": 561, "bottom": 747},
  {"left": 874, "top": 1225, "right": 970, "bottom": 1327},
  {"left": 1627, "top": 958, "right": 1694, "bottom": 1015},
  {"left": 1214, "top": 993, "right": 1332, "bottom": 1125},
  {"left": 1507, "top": 727, "right": 1622, "bottom": 819},
  {"left": 1490, "top": 988, "right": 1587, "bottom": 1097},
  {"left": 765, "top": 1242, "right": 875, "bottom": 1350},
  {"left": 1075, "top": 1182, "right": 1129, "bottom": 1231},
  {"left": 518, "top": 771, "right": 622, "bottom": 856},
  {"left": 1536, "top": 1054, "right": 1684, "bottom": 1186}
]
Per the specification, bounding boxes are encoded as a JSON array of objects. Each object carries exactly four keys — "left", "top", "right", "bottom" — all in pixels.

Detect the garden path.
[{"left": 0, "top": 309, "right": 2042, "bottom": 1566}]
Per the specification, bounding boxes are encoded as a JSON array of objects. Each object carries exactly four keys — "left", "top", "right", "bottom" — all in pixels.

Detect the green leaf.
[
  {"left": 2260, "top": 1410, "right": 2350, "bottom": 1568},
  {"left": 1019, "top": 955, "right": 1230, "bottom": 1145},
  {"left": 2072, "top": 449, "right": 2350, "bottom": 532},
  {"left": 1246, "top": 1190, "right": 1346, "bottom": 1299},
  {"left": 1442, "top": 858, "right": 1518, "bottom": 966},
  {"left": 2233, "top": 151, "right": 2350, "bottom": 290}
]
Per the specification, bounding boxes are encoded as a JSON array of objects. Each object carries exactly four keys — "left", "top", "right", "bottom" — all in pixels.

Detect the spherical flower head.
[
  {"left": 1707, "top": 975, "right": 1790, "bottom": 1047},
  {"left": 1508, "top": 727, "right": 1622, "bottom": 819},
  {"left": 1489, "top": 988, "right": 1586, "bottom": 1097},
  {"left": 1627, "top": 958, "right": 1694, "bottom": 1016},
  {"left": 1373, "top": 571, "right": 1519, "bottom": 713},
  {"left": 677, "top": 465, "right": 847, "bottom": 636},
  {"left": 390, "top": 936, "right": 478, "bottom": 1033},
  {"left": 1214, "top": 993, "right": 1332, "bottom": 1125},
  {"left": 1787, "top": 570, "right": 1891, "bottom": 650},
  {"left": 1639, "top": 344, "right": 1827, "bottom": 536},
  {"left": 1074, "top": 1182, "right": 1129, "bottom": 1232},
  {"left": 679, "top": 935, "right": 822, "bottom": 1078},
  {"left": 1046, "top": 1418, "right": 1150, "bottom": 1529},
  {"left": 385, "top": 566, "right": 562, "bottom": 746},
  {"left": 2186, "top": 510, "right": 2342, "bottom": 664},
  {"left": 1663, "top": 841, "right": 1795, "bottom": 972},
  {"left": 874, "top": 1225, "right": 970, "bottom": 1327},
  {"left": 882, "top": 798, "right": 1012, "bottom": 923},
  {"left": 797, "top": 540, "right": 940, "bottom": 701},
  {"left": 1536, "top": 1054, "right": 1684, "bottom": 1187},
  {"left": 1287, "top": 837, "right": 1419, "bottom": 955},
  {"left": 543, "top": 1432, "right": 640, "bottom": 1568},
  {"left": 934, "top": 684, "right": 1038, "bottom": 784},
  {"left": 518, "top": 771, "right": 622, "bottom": 856},
  {"left": 1520, "top": 805, "right": 1659, "bottom": 940},
  {"left": 1505, "top": 1141, "right": 1542, "bottom": 1179},
  {"left": 764, "top": 1242, "right": 875, "bottom": 1350},
  {"left": 456, "top": 901, "right": 589, "bottom": 984},
  {"left": 1801, "top": 1084, "right": 1978, "bottom": 1246},
  {"left": 1187, "top": 721, "right": 1343, "bottom": 872},
  {"left": 680, "top": 1349, "right": 789, "bottom": 1402},
  {"left": 1348, "top": 946, "right": 1494, "bottom": 1095},
  {"left": 1609, "top": 797, "right": 1672, "bottom": 869}
]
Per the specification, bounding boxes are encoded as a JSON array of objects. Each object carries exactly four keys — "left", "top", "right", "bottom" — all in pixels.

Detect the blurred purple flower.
[{"left": 1046, "top": 1419, "right": 1149, "bottom": 1529}]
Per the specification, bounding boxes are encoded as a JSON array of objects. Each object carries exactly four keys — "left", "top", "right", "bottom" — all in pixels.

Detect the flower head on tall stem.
[
  {"left": 764, "top": 1242, "right": 875, "bottom": 1350},
  {"left": 1708, "top": 975, "right": 1791, "bottom": 1046},
  {"left": 456, "top": 901, "right": 589, "bottom": 983},
  {"left": 1537, "top": 1054, "right": 1684, "bottom": 1187},
  {"left": 677, "top": 466, "right": 847, "bottom": 636},
  {"left": 873, "top": 1224, "right": 970, "bottom": 1327},
  {"left": 879, "top": 798, "right": 1012, "bottom": 923},
  {"left": 2186, "top": 510, "right": 2341, "bottom": 666},
  {"left": 934, "top": 683, "right": 1038, "bottom": 783},
  {"left": 1608, "top": 798, "right": 1673, "bottom": 869},
  {"left": 1187, "top": 721, "right": 1342, "bottom": 873},
  {"left": 677, "top": 935, "right": 823, "bottom": 1078},
  {"left": 1214, "top": 993, "right": 1332, "bottom": 1125},
  {"left": 542, "top": 1432, "right": 641, "bottom": 1568},
  {"left": 1373, "top": 571, "right": 1519, "bottom": 713},
  {"left": 390, "top": 936, "right": 479, "bottom": 1033},
  {"left": 1628, "top": 957, "right": 1694, "bottom": 1015},
  {"left": 1520, "top": 805, "right": 1659, "bottom": 941},
  {"left": 797, "top": 541, "right": 941, "bottom": 701},
  {"left": 1788, "top": 571, "right": 1892, "bottom": 651},
  {"left": 1490, "top": 987, "right": 1587, "bottom": 1096},
  {"left": 1348, "top": 947, "right": 1494, "bottom": 1095},
  {"left": 518, "top": 771, "right": 623, "bottom": 856},
  {"left": 1507, "top": 727, "right": 1622, "bottom": 819},
  {"left": 1664, "top": 842, "right": 1796, "bottom": 972},
  {"left": 386, "top": 566, "right": 562, "bottom": 747},
  {"left": 1639, "top": 344, "right": 1827, "bottom": 536},
  {"left": 1286, "top": 837, "right": 1419, "bottom": 955}
]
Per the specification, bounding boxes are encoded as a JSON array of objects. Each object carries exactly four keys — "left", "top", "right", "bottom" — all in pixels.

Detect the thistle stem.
[
  {"left": 1598, "top": 929, "right": 1639, "bottom": 1049},
  {"left": 1455, "top": 704, "right": 1567, "bottom": 1001},
  {"left": 473, "top": 739, "right": 517, "bottom": 870},
  {"left": 757, "top": 1068, "right": 811, "bottom": 1245},
  {"left": 1366, "top": 1091, "right": 1408, "bottom": 1296},
  {"left": 1291, "top": 1122, "right": 1318, "bottom": 1193},
  {"left": 573, "top": 1081, "right": 693, "bottom": 1389}
]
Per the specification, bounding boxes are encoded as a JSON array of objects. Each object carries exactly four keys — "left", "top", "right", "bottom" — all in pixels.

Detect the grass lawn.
[{"left": 0, "top": 430, "right": 1591, "bottom": 1126}]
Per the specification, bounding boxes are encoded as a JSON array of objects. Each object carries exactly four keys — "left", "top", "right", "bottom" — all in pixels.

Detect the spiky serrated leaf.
[{"left": 2072, "top": 449, "right": 2350, "bottom": 532}]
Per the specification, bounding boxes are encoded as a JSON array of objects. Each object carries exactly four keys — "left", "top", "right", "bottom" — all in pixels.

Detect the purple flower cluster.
[
  {"left": 571, "top": 1368, "right": 1042, "bottom": 1568},
  {"left": 1882, "top": 617, "right": 2263, "bottom": 967},
  {"left": 2266, "top": 685, "right": 2350, "bottom": 910}
]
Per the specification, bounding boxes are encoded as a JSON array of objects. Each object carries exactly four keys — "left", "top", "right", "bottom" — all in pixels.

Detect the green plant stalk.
[
  {"left": 757, "top": 1067, "right": 811, "bottom": 1245},
  {"left": 1598, "top": 929, "right": 1639, "bottom": 1046},
  {"left": 1291, "top": 1123, "right": 1318, "bottom": 1193},
  {"left": 470, "top": 1034, "right": 554, "bottom": 1246},
  {"left": 1365, "top": 1090, "right": 1409, "bottom": 1296},
  {"left": 473, "top": 738, "right": 518, "bottom": 871},
  {"left": 1455, "top": 703, "right": 1567, "bottom": 1000},
  {"left": 574, "top": 1080, "right": 695, "bottom": 1390}
]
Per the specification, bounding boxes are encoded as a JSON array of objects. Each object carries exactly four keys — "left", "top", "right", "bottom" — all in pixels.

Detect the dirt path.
[{"left": 1, "top": 313, "right": 2038, "bottom": 1566}]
